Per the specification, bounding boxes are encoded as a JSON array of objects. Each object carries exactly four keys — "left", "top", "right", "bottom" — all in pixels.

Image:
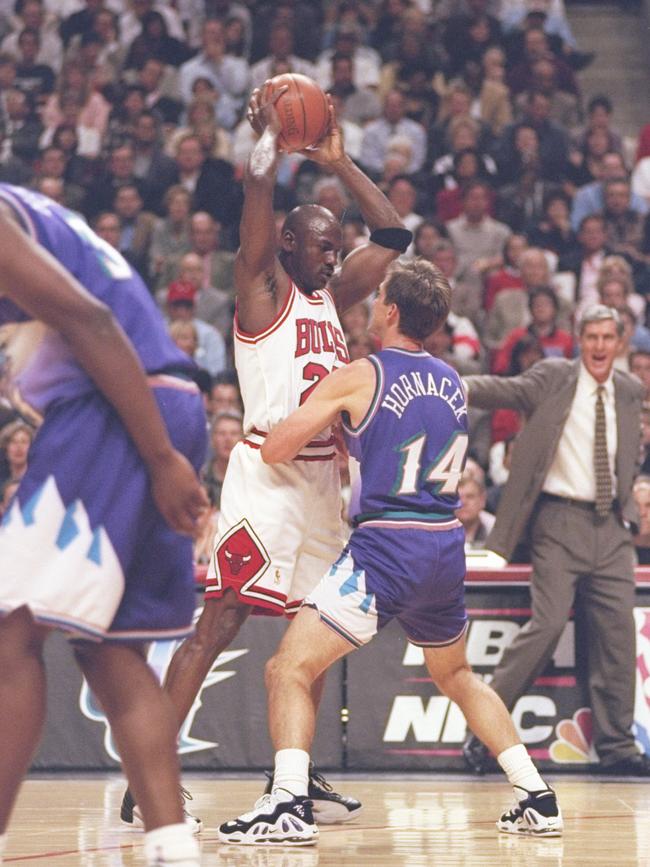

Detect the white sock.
[
  {"left": 497, "top": 743, "right": 546, "bottom": 794},
  {"left": 144, "top": 823, "right": 200, "bottom": 867},
  {"left": 272, "top": 748, "right": 310, "bottom": 799}
]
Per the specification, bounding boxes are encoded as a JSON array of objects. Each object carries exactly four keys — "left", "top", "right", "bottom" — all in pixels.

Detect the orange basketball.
[{"left": 267, "top": 73, "right": 330, "bottom": 153}]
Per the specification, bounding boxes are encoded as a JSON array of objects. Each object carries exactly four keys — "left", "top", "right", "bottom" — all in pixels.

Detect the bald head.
[
  {"left": 280, "top": 205, "right": 342, "bottom": 293},
  {"left": 283, "top": 204, "right": 339, "bottom": 240}
]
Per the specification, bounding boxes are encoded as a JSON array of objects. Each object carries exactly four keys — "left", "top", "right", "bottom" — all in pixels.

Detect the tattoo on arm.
[{"left": 264, "top": 271, "right": 277, "bottom": 300}]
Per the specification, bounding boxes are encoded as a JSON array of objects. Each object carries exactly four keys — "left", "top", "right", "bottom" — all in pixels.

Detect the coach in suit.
[{"left": 463, "top": 304, "right": 649, "bottom": 775}]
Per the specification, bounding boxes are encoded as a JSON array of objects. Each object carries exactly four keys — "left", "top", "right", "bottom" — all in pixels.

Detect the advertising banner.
[
  {"left": 33, "top": 613, "right": 343, "bottom": 771},
  {"left": 31, "top": 572, "right": 650, "bottom": 771}
]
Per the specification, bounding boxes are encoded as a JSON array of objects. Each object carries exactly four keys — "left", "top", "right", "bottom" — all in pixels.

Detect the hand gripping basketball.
[
  {"left": 246, "top": 85, "right": 286, "bottom": 139},
  {"left": 263, "top": 73, "right": 331, "bottom": 153},
  {"left": 297, "top": 98, "right": 344, "bottom": 166}
]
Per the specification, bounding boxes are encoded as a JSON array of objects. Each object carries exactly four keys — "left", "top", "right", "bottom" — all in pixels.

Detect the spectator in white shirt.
[
  {"left": 360, "top": 89, "right": 427, "bottom": 176},
  {"left": 118, "top": 0, "right": 184, "bottom": 48},
  {"left": 179, "top": 18, "right": 249, "bottom": 112},
  {"left": 1, "top": 0, "right": 62, "bottom": 73},
  {"left": 315, "top": 22, "right": 381, "bottom": 92}
]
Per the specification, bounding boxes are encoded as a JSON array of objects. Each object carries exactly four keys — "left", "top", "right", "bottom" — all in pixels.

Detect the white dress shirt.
[
  {"left": 360, "top": 117, "right": 427, "bottom": 175},
  {"left": 543, "top": 363, "right": 617, "bottom": 501},
  {"left": 179, "top": 52, "right": 249, "bottom": 107},
  {"left": 315, "top": 46, "right": 380, "bottom": 91}
]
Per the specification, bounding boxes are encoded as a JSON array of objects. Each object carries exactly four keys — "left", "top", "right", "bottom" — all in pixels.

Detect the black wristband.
[{"left": 369, "top": 227, "right": 413, "bottom": 253}]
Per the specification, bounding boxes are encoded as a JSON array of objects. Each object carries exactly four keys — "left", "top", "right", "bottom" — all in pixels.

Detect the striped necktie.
[{"left": 594, "top": 385, "right": 612, "bottom": 517}]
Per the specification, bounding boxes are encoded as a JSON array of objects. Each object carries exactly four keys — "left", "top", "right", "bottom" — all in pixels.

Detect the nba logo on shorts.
[{"left": 215, "top": 519, "right": 270, "bottom": 591}]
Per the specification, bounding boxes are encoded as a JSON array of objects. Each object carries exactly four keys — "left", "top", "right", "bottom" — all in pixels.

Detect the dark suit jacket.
[
  {"left": 136, "top": 147, "right": 179, "bottom": 215},
  {"left": 466, "top": 358, "right": 643, "bottom": 560},
  {"left": 558, "top": 246, "right": 613, "bottom": 281}
]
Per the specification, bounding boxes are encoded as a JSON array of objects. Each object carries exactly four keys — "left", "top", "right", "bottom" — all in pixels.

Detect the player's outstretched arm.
[
  {"left": 235, "top": 84, "right": 292, "bottom": 334},
  {"left": 0, "top": 209, "right": 207, "bottom": 534},
  {"left": 305, "top": 101, "right": 411, "bottom": 313},
  {"left": 261, "top": 359, "right": 375, "bottom": 463}
]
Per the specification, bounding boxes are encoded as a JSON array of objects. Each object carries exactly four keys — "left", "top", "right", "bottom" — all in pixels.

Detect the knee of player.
[
  {"left": 430, "top": 661, "right": 473, "bottom": 699},
  {"left": 264, "top": 651, "right": 306, "bottom": 690},
  {"left": 264, "top": 653, "right": 284, "bottom": 689},
  {"left": 194, "top": 596, "right": 248, "bottom": 649}
]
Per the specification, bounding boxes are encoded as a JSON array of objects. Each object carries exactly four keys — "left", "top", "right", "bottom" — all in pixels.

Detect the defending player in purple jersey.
[
  {"left": 218, "top": 259, "right": 562, "bottom": 847},
  {"left": 0, "top": 184, "right": 206, "bottom": 866},
  {"left": 343, "top": 347, "right": 468, "bottom": 527}
]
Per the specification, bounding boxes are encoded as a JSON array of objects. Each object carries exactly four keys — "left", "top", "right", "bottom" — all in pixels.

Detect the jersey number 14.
[{"left": 393, "top": 431, "right": 468, "bottom": 496}]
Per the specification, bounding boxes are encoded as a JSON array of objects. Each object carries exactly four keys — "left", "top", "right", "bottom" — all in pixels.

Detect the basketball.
[{"left": 267, "top": 73, "right": 330, "bottom": 152}]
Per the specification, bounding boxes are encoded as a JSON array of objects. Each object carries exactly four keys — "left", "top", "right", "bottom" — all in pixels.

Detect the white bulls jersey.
[
  {"left": 206, "top": 279, "right": 349, "bottom": 613},
  {"left": 234, "top": 280, "right": 349, "bottom": 458}
]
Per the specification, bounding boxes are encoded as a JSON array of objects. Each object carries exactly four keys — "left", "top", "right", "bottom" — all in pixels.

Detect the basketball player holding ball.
[{"left": 119, "top": 83, "right": 411, "bottom": 829}]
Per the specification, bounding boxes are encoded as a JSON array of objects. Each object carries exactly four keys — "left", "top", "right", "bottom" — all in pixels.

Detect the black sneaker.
[
  {"left": 120, "top": 785, "right": 203, "bottom": 834},
  {"left": 218, "top": 792, "right": 318, "bottom": 846},
  {"left": 599, "top": 753, "right": 650, "bottom": 776},
  {"left": 263, "top": 766, "right": 362, "bottom": 825},
  {"left": 497, "top": 786, "right": 563, "bottom": 837},
  {"left": 462, "top": 734, "right": 494, "bottom": 775}
]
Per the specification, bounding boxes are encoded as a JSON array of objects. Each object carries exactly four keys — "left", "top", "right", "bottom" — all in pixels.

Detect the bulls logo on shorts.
[{"left": 214, "top": 518, "right": 270, "bottom": 592}]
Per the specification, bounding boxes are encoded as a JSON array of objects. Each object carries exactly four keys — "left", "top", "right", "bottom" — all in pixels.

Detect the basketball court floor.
[{"left": 5, "top": 775, "right": 650, "bottom": 865}]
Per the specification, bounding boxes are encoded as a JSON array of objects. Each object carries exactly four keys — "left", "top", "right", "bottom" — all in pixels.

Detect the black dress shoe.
[
  {"left": 462, "top": 734, "right": 493, "bottom": 775},
  {"left": 599, "top": 753, "right": 650, "bottom": 776}
]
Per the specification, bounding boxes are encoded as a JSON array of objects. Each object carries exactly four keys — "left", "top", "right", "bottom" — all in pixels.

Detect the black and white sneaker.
[
  {"left": 263, "top": 766, "right": 362, "bottom": 825},
  {"left": 218, "top": 792, "right": 318, "bottom": 846},
  {"left": 120, "top": 785, "right": 203, "bottom": 834},
  {"left": 497, "top": 786, "right": 563, "bottom": 837}
]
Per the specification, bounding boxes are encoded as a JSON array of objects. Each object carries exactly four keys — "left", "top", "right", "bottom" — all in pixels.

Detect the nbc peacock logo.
[{"left": 549, "top": 708, "right": 598, "bottom": 764}]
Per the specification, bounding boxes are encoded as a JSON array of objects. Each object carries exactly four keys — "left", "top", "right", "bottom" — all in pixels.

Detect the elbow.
[
  {"left": 261, "top": 439, "right": 293, "bottom": 464},
  {"left": 260, "top": 442, "right": 278, "bottom": 464}
]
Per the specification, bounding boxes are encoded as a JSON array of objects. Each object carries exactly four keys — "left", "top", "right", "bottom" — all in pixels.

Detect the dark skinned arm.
[
  {"left": 304, "top": 105, "right": 406, "bottom": 314},
  {"left": 234, "top": 86, "right": 292, "bottom": 335},
  {"left": 0, "top": 209, "right": 207, "bottom": 534}
]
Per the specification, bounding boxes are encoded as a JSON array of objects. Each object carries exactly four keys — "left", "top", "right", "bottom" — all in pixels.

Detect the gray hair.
[{"left": 578, "top": 304, "right": 624, "bottom": 337}]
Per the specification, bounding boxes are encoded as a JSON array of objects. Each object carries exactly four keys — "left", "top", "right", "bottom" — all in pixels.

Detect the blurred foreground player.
[
  {"left": 121, "top": 87, "right": 409, "bottom": 829},
  {"left": 219, "top": 260, "right": 562, "bottom": 846},
  {"left": 0, "top": 185, "right": 207, "bottom": 867}
]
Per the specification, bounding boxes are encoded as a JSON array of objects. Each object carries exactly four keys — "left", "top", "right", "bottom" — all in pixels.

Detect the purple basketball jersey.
[
  {"left": 0, "top": 184, "right": 194, "bottom": 418},
  {"left": 342, "top": 347, "right": 469, "bottom": 526}
]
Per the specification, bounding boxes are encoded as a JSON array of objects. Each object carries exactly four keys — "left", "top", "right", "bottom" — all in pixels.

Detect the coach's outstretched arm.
[
  {"left": 464, "top": 359, "right": 560, "bottom": 415},
  {"left": 0, "top": 207, "right": 207, "bottom": 534}
]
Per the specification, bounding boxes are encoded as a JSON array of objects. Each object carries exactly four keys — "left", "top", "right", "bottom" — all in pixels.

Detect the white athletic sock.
[
  {"left": 272, "top": 748, "right": 310, "bottom": 799},
  {"left": 144, "top": 823, "right": 200, "bottom": 867},
  {"left": 498, "top": 743, "right": 547, "bottom": 794}
]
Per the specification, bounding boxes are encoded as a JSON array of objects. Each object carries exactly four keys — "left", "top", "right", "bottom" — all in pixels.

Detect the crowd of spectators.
[{"left": 1, "top": 0, "right": 650, "bottom": 560}]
